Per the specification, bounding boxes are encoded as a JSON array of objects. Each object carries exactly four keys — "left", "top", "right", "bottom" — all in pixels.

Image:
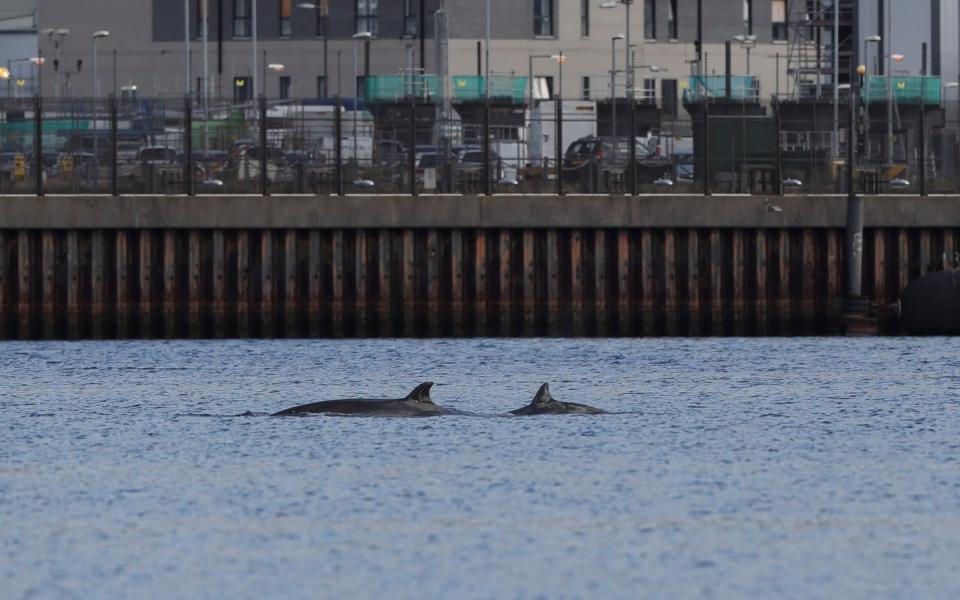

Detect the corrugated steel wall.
[{"left": 0, "top": 227, "right": 952, "bottom": 339}]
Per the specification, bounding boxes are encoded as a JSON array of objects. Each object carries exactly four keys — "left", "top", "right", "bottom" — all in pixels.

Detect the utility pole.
[
  {"left": 485, "top": 0, "right": 491, "bottom": 97},
  {"left": 832, "top": 0, "right": 839, "bottom": 158},
  {"left": 252, "top": 0, "right": 258, "bottom": 101}
]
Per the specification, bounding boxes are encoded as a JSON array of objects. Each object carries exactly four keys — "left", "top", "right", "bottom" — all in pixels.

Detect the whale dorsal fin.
[
  {"left": 406, "top": 382, "right": 435, "bottom": 403},
  {"left": 532, "top": 383, "right": 555, "bottom": 406}
]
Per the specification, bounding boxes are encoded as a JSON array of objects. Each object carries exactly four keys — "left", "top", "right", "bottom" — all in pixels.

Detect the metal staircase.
[{"left": 785, "top": 0, "right": 855, "bottom": 99}]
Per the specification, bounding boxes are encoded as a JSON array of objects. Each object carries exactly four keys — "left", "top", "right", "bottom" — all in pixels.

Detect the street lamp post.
[
  {"left": 733, "top": 34, "right": 756, "bottom": 76},
  {"left": 863, "top": 35, "right": 881, "bottom": 162},
  {"left": 601, "top": 1, "right": 634, "bottom": 190},
  {"left": 611, "top": 34, "right": 625, "bottom": 161},
  {"left": 184, "top": 0, "right": 191, "bottom": 96},
  {"left": 485, "top": 0, "right": 491, "bottom": 97},
  {"left": 885, "top": 0, "right": 892, "bottom": 166},
  {"left": 92, "top": 30, "right": 110, "bottom": 189},
  {"left": 528, "top": 53, "right": 563, "bottom": 168},
  {"left": 41, "top": 29, "right": 70, "bottom": 99},
  {"left": 298, "top": 1, "right": 329, "bottom": 97},
  {"left": 252, "top": 0, "right": 258, "bottom": 101},
  {"left": 353, "top": 31, "right": 372, "bottom": 182},
  {"left": 600, "top": 1, "right": 633, "bottom": 101}
]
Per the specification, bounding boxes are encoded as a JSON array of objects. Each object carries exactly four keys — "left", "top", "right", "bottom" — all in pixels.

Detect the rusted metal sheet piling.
[{"left": 1, "top": 194, "right": 959, "bottom": 339}]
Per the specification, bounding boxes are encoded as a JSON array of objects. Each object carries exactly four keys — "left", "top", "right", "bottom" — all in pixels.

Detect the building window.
[
  {"left": 534, "top": 0, "right": 553, "bottom": 37},
  {"left": 233, "top": 0, "right": 251, "bottom": 37},
  {"left": 643, "top": 78, "right": 656, "bottom": 102},
  {"left": 743, "top": 0, "right": 753, "bottom": 36},
  {"left": 403, "top": 0, "right": 417, "bottom": 36},
  {"left": 280, "top": 76, "right": 292, "bottom": 99},
  {"left": 356, "top": 0, "right": 378, "bottom": 35},
  {"left": 772, "top": 0, "right": 787, "bottom": 41},
  {"left": 581, "top": 0, "right": 589, "bottom": 37},
  {"left": 543, "top": 76, "right": 554, "bottom": 98},
  {"left": 581, "top": 77, "right": 591, "bottom": 100},
  {"left": 668, "top": 0, "right": 677, "bottom": 39},
  {"left": 280, "top": 0, "right": 292, "bottom": 36},
  {"left": 196, "top": 0, "right": 207, "bottom": 39},
  {"left": 661, "top": 79, "right": 678, "bottom": 118},
  {"left": 356, "top": 75, "right": 366, "bottom": 99},
  {"left": 315, "top": 0, "right": 329, "bottom": 36},
  {"left": 644, "top": 0, "right": 655, "bottom": 40},
  {"left": 317, "top": 76, "right": 327, "bottom": 98}
]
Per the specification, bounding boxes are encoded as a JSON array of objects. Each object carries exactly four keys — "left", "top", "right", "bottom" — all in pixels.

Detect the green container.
[{"left": 862, "top": 76, "right": 941, "bottom": 105}]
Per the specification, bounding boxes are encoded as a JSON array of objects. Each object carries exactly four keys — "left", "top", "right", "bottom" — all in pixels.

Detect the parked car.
[
  {"left": 563, "top": 135, "right": 670, "bottom": 191},
  {"left": 456, "top": 149, "right": 518, "bottom": 184},
  {"left": 376, "top": 139, "right": 407, "bottom": 168}
]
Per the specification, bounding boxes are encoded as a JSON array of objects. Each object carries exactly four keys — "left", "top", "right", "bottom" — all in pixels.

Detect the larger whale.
[
  {"left": 273, "top": 382, "right": 442, "bottom": 417},
  {"left": 510, "top": 383, "right": 606, "bottom": 415}
]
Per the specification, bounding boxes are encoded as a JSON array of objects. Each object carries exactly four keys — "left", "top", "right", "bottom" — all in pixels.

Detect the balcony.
[
  {"left": 682, "top": 76, "right": 760, "bottom": 102},
  {"left": 364, "top": 75, "right": 529, "bottom": 103},
  {"left": 861, "top": 76, "right": 941, "bottom": 106}
]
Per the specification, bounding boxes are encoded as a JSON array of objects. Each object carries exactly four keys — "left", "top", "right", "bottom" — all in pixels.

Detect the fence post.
[
  {"left": 555, "top": 96, "right": 563, "bottom": 196},
  {"left": 258, "top": 95, "right": 269, "bottom": 196},
  {"left": 409, "top": 98, "right": 417, "bottom": 195},
  {"left": 848, "top": 85, "right": 856, "bottom": 196},
  {"left": 844, "top": 77, "right": 865, "bottom": 321},
  {"left": 34, "top": 94, "right": 43, "bottom": 197},
  {"left": 483, "top": 96, "right": 491, "bottom": 195},
  {"left": 919, "top": 98, "right": 926, "bottom": 196},
  {"left": 774, "top": 96, "right": 783, "bottom": 196},
  {"left": 629, "top": 96, "right": 637, "bottom": 195},
  {"left": 335, "top": 95, "right": 343, "bottom": 195},
  {"left": 703, "top": 97, "right": 711, "bottom": 196},
  {"left": 184, "top": 94, "right": 194, "bottom": 197},
  {"left": 110, "top": 94, "right": 118, "bottom": 196}
]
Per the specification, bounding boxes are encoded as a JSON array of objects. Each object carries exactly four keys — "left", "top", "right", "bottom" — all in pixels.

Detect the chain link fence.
[{"left": 0, "top": 91, "right": 953, "bottom": 196}]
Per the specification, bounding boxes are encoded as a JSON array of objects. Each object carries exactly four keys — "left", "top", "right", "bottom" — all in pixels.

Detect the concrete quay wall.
[{"left": 0, "top": 194, "right": 957, "bottom": 339}]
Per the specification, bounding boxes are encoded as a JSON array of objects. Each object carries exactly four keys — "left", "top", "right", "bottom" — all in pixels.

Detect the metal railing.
[{"left": 1, "top": 92, "right": 957, "bottom": 197}]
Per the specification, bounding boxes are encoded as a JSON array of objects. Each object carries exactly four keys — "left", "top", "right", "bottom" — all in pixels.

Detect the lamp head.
[
  {"left": 856, "top": 64, "right": 866, "bottom": 76},
  {"left": 352, "top": 31, "right": 372, "bottom": 40},
  {"left": 92, "top": 30, "right": 110, "bottom": 39}
]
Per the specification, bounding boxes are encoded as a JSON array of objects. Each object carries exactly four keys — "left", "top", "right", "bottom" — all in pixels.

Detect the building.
[
  {"left": 1, "top": 0, "right": 39, "bottom": 98},
  {"left": 34, "top": 0, "right": 793, "bottom": 106}
]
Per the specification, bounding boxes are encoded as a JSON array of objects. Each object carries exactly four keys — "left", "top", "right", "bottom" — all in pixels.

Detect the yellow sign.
[
  {"left": 17, "top": 79, "right": 25, "bottom": 87},
  {"left": 896, "top": 81, "right": 906, "bottom": 90},
  {"left": 60, "top": 155, "right": 74, "bottom": 174},
  {"left": 14, "top": 154, "right": 26, "bottom": 179}
]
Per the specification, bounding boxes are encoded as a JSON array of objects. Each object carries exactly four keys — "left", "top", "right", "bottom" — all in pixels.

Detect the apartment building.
[{"left": 32, "top": 0, "right": 800, "bottom": 106}]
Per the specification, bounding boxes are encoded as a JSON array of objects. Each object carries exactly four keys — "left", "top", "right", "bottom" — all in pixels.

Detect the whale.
[
  {"left": 272, "top": 382, "right": 442, "bottom": 417},
  {"left": 510, "top": 383, "right": 606, "bottom": 415}
]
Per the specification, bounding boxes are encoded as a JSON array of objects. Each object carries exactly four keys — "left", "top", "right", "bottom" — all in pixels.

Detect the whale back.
[{"left": 405, "top": 382, "right": 435, "bottom": 404}]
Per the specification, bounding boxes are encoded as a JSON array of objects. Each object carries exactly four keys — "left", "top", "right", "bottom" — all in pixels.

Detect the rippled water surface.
[{"left": 3, "top": 338, "right": 960, "bottom": 599}]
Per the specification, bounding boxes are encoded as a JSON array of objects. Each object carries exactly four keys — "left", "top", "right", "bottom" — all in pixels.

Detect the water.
[{"left": 3, "top": 338, "right": 960, "bottom": 599}]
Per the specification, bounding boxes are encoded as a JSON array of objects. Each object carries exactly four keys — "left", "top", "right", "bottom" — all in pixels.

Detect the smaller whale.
[
  {"left": 273, "top": 382, "right": 442, "bottom": 417},
  {"left": 510, "top": 384, "right": 606, "bottom": 415}
]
